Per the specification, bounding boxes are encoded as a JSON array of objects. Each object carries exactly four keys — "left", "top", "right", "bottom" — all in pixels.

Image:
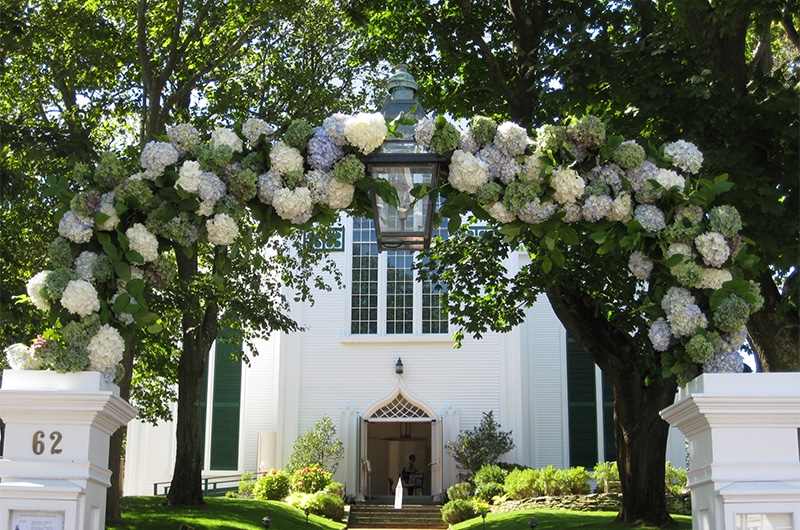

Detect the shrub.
[
  {"left": 475, "top": 481, "right": 505, "bottom": 503},
  {"left": 237, "top": 471, "right": 256, "bottom": 498},
  {"left": 565, "top": 466, "right": 591, "bottom": 494},
  {"left": 308, "top": 491, "right": 345, "bottom": 521},
  {"left": 447, "top": 481, "right": 473, "bottom": 500},
  {"left": 291, "top": 463, "right": 332, "bottom": 493},
  {"left": 253, "top": 469, "right": 291, "bottom": 500},
  {"left": 441, "top": 498, "right": 479, "bottom": 524},
  {"left": 591, "top": 461, "right": 619, "bottom": 493},
  {"left": 474, "top": 464, "right": 507, "bottom": 487},
  {"left": 445, "top": 411, "right": 515, "bottom": 475},
  {"left": 287, "top": 415, "right": 344, "bottom": 474},
  {"left": 504, "top": 468, "right": 541, "bottom": 499},
  {"left": 326, "top": 481, "right": 345, "bottom": 498},
  {"left": 665, "top": 462, "right": 687, "bottom": 495}
]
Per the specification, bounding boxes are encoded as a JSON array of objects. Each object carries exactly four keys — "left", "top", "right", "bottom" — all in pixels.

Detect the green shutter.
[
  {"left": 602, "top": 375, "right": 616, "bottom": 462},
  {"left": 566, "top": 334, "right": 598, "bottom": 468},
  {"left": 209, "top": 331, "right": 242, "bottom": 470}
]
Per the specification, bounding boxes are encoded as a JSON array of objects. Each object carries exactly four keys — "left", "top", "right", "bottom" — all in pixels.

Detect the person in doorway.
[{"left": 402, "top": 454, "right": 418, "bottom": 495}]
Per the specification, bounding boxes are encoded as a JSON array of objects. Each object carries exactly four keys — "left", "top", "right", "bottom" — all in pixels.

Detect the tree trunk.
[
  {"left": 611, "top": 368, "right": 677, "bottom": 526},
  {"left": 105, "top": 332, "right": 137, "bottom": 523},
  {"left": 746, "top": 269, "right": 799, "bottom": 372},
  {"left": 164, "top": 249, "right": 220, "bottom": 505},
  {"left": 546, "top": 282, "right": 676, "bottom": 527}
]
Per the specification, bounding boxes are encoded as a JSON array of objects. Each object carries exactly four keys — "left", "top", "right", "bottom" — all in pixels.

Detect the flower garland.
[{"left": 5, "top": 110, "right": 760, "bottom": 385}]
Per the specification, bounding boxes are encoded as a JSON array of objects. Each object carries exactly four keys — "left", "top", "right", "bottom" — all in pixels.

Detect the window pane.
[
  {"left": 352, "top": 219, "right": 378, "bottom": 334},
  {"left": 387, "top": 250, "right": 414, "bottom": 334}
]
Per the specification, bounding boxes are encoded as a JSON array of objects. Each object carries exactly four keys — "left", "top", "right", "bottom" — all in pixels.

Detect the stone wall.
[{"left": 493, "top": 492, "right": 691, "bottom": 516}]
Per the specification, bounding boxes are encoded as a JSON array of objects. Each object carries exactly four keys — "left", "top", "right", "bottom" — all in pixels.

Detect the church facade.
[{"left": 123, "top": 216, "right": 685, "bottom": 498}]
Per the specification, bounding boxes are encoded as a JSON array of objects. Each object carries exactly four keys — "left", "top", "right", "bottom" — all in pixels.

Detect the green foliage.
[
  {"left": 445, "top": 411, "right": 515, "bottom": 475},
  {"left": 440, "top": 498, "right": 480, "bottom": 525},
  {"left": 291, "top": 464, "right": 332, "bottom": 494},
  {"left": 287, "top": 415, "right": 345, "bottom": 474},
  {"left": 474, "top": 463, "right": 508, "bottom": 486},
  {"left": 447, "top": 482, "right": 474, "bottom": 500},
  {"left": 306, "top": 492, "right": 345, "bottom": 521},
  {"left": 503, "top": 468, "right": 540, "bottom": 500},
  {"left": 665, "top": 462, "right": 688, "bottom": 496},
  {"left": 253, "top": 469, "right": 292, "bottom": 501},
  {"left": 591, "top": 461, "right": 620, "bottom": 493},
  {"left": 237, "top": 472, "right": 256, "bottom": 499}
]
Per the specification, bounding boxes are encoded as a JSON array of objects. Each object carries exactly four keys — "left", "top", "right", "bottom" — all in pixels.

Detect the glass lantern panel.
[{"left": 370, "top": 163, "right": 435, "bottom": 239}]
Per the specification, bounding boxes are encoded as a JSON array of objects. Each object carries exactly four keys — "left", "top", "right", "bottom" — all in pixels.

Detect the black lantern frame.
[{"left": 365, "top": 64, "right": 443, "bottom": 252}]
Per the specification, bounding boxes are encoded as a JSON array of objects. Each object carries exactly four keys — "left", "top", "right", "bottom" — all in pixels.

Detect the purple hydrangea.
[{"left": 307, "top": 127, "right": 344, "bottom": 171}]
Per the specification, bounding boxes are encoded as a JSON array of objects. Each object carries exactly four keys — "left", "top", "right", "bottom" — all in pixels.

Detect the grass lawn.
[
  {"left": 107, "top": 496, "right": 345, "bottom": 530},
  {"left": 110, "top": 496, "right": 692, "bottom": 529},
  {"left": 454, "top": 509, "right": 693, "bottom": 529}
]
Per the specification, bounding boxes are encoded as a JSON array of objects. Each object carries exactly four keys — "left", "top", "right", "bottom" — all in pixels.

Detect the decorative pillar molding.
[
  {"left": 0, "top": 370, "right": 137, "bottom": 530},
  {"left": 660, "top": 373, "right": 800, "bottom": 530}
]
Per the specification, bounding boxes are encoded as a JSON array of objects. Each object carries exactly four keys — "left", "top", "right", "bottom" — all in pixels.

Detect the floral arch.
[{"left": 6, "top": 111, "right": 761, "bottom": 386}]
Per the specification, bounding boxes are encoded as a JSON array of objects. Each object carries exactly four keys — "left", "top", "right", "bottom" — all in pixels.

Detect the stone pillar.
[
  {"left": 0, "top": 370, "right": 137, "bottom": 530},
  {"left": 660, "top": 373, "right": 800, "bottom": 530}
]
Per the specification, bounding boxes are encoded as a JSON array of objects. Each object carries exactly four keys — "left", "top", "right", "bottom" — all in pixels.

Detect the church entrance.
[{"left": 359, "top": 391, "right": 442, "bottom": 500}]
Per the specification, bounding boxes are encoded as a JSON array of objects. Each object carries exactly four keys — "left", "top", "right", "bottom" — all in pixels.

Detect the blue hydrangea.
[
  {"left": 197, "top": 172, "right": 227, "bottom": 203},
  {"left": 308, "top": 127, "right": 344, "bottom": 171},
  {"left": 477, "top": 144, "right": 521, "bottom": 184},
  {"left": 634, "top": 205, "right": 667, "bottom": 232},
  {"left": 582, "top": 194, "right": 613, "bottom": 222},
  {"left": 518, "top": 198, "right": 558, "bottom": 224}
]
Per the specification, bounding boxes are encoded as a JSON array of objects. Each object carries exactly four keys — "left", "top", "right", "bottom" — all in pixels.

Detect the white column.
[
  {"left": 660, "top": 373, "right": 800, "bottom": 530},
  {"left": 0, "top": 370, "right": 137, "bottom": 530}
]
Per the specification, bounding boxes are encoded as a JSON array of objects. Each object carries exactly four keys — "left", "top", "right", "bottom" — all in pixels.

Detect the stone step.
[{"left": 348, "top": 504, "right": 447, "bottom": 529}]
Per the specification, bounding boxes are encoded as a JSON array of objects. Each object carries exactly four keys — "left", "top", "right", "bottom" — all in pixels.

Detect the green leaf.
[
  {"left": 125, "top": 279, "right": 145, "bottom": 297},
  {"left": 97, "top": 232, "right": 111, "bottom": 245},
  {"left": 541, "top": 256, "right": 553, "bottom": 274},
  {"left": 126, "top": 250, "right": 145, "bottom": 264},
  {"left": 550, "top": 248, "right": 565, "bottom": 269},
  {"left": 103, "top": 242, "right": 119, "bottom": 259},
  {"left": 664, "top": 254, "right": 684, "bottom": 268},
  {"left": 113, "top": 293, "right": 131, "bottom": 313},
  {"left": 146, "top": 323, "right": 164, "bottom": 334},
  {"left": 115, "top": 262, "right": 132, "bottom": 281}
]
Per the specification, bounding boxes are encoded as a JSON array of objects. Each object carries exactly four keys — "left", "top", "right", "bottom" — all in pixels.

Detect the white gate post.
[
  {"left": 660, "top": 373, "right": 800, "bottom": 530},
  {"left": 0, "top": 370, "right": 137, "bottom": 530}
]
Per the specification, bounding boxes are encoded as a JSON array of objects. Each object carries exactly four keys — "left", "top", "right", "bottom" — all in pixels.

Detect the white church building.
[{"left": 123, "top": 215, "right": 686, "bottom": 500}]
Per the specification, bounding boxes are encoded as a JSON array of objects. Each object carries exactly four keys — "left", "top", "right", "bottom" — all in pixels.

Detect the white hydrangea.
[
  {"left": 140, "top": 141, "right": 179, "bottom": 178},
  {"left": 695, "top": 232, "right": 730, "bottom": 267},
  {"left": 327, "top": 179, "right": 355, "bottom": 209},
  {"left": 126, "top": 223, "right": 159, "bottom": 262},
  {"left": 550, "top": 167, "right": 585, "bottom": 204},
  {"left": 197, "top": 200, "right": 215, "bottom": 217},
  {"left": 176, "top": 160, "right": 203, "bottom": 193},
  {"left": 60, "top": 279, "right": 100, "bottom": 317},
  {"left": 653, "top": 168, "right": 686, "bottom": 191},
  {"left": 486, "top": 202, "right": 517, "bottom": 223},
  {"left": 697, "top": 267, "right": 733, "bottom": 290},
  {"left": 58, "top": 210, "right": 94, "bottom": 244},
  {"left": 519, "top": 153, "right": 545, "bottom": 183},
  {"left": 344, "top": 112, "right": 388, "bottom": 155},
  {"left": 661, "top": 286, "right": 707, "bottom": 338},
  {"left": 27, "top": 270, "right": 52, "bottom": 311},
  {"left": 494, "top": 121, "right": 529, "bottom": 157},
  {"left": 666, "top": 243, "right": 694, "bottom": 263},
  {"left": 273, "top": 187, "right": 313, "bottom": 222},
  {"left": 242, "top": 118, "right": 275, "bottom": 145},
  {"left": 270, "top": 141, "right": 304, "bottom": 176},
  {"left": 96, "top": 193, "right": 119, "bottom": 231},
  {"left": 86, "top": 324, "right": 125, "bottom": 382},
  {"left": 664, "top": 140, "right": 703, "bottom": 174},
  {"left": 167, "top": 123, "right": 201, "bottom": 152},
  {"left": 206, "top": 213, "right": 239, "bottom": 246},
  {"left": 448, "top": 149, "right": 489, "bottom": 194},
  {"left": 4, "top": 343, "right": 40, "bottom": 370},
  {"left": 211, "top": 127, "right": 243, "bottom": 153},
  {"left": 74, "top": 251, "right": 99, "bottom": 282},
  {"left": 606, "top": 192, "right": 632, "bottom": 223},
  {"left": 414, "top": 117, "right": 435, "bottom": 147}
]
